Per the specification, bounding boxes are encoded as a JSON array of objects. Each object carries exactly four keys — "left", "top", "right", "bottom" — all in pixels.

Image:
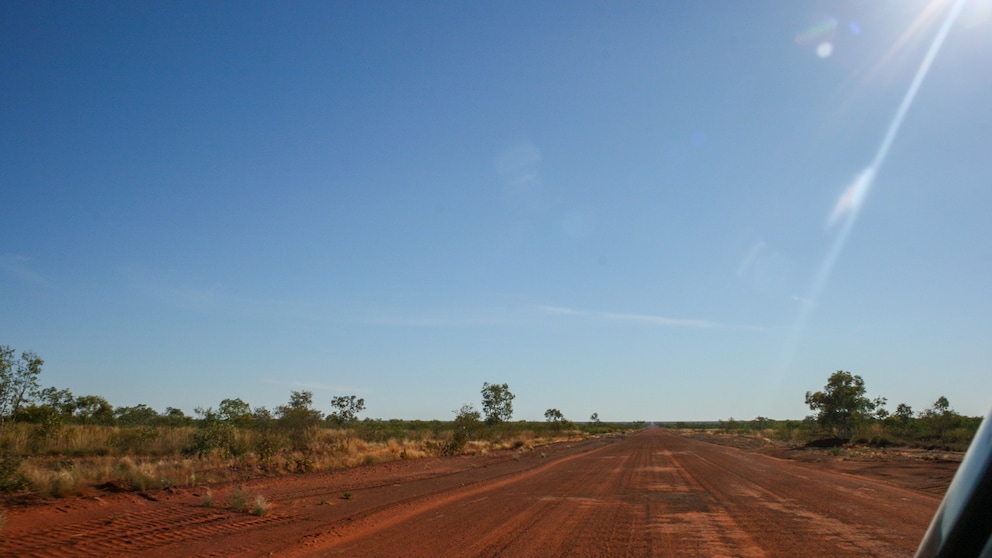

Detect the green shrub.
[
  {"left": 251, "top": 495, "right": 270, "bottom": 516},
  {"left": 109, "top": 427, "right": 158, "bottom": 455},
  {"left": 183, "top": 422, "right": 237, "bottom": 457},
  {"left": 228, "top": 486, "right": 249, "bottom": 511},
  {"left": 0, "top": 452, "right": 28, "bottom": 493}
]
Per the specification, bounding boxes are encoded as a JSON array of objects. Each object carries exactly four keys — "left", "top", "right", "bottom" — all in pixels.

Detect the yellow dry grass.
[{"left": 3, "top": 425, "right": 587, "bottom": 500}]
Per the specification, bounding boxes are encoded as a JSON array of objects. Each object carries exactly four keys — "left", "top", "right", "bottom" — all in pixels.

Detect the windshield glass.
[
  {"left": 2, "top": 2, "right": 990, "bottom": 444},
  {"left": 3, "top": 2, "right": 992, "bottom": 556}
]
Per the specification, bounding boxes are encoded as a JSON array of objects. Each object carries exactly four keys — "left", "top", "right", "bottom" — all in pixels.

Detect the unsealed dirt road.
[{"left": 1, "top": 429, "right": 947, "bottom": 557}]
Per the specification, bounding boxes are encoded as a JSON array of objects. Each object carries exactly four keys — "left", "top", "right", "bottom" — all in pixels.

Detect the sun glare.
[
  {"left": 781, "top": 0, "right": 968, "bottom": 375},
  {"left": 827, "top": 168, "right": 874, "bottom": 229}
]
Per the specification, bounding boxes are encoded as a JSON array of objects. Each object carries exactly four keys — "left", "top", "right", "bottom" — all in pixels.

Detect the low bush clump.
[{"left": 0, "top": 419, "right": 619, "bottom": 501}]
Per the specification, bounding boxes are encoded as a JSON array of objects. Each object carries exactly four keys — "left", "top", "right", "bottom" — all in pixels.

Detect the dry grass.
[
  {"left": 227, "top": 485, "right": 250, "bottom": 511},
  {"left": 17, "top": 455, "right": 208, "bottom": 497},
  {"left": 0, "top": 424, "right": 194, "bottom": 457},
  {"left": 1, "top": 425, "right": 586, "bottom": 500},
  {"left": 7, "top": 438, "right": 423, "bottom": 498},
  {"left": 221, "top": 486, "right": 271, "bottom": 516},
  {"left": 251, "top": 494, "right": 271, "bottom": 516}
]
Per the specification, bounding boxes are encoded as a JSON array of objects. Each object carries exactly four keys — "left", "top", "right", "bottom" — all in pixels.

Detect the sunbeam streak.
[{"left": 780, "top": 0, "right": 968, "bottom": 373}]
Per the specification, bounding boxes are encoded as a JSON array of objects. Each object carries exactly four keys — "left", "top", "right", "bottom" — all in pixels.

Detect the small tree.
[
  {"left": 894, "top": 403, "right": 914, "bottom": 425},
  {"left": 13, "top": 386, "right": 76, "bottom": 436},
  {"left": 114, "top": 404, "right": 161, "bottom": 427},
  {"left": 455, "top": 404, "right": 481, "bottom": 423},
  {"left": 39, "top": 387, "right": 76, "bottom": 418},
  {"left": 277, "top": 391, "right": 323, "bottom": 422},
  {"left": 252, "top": 406, "right": 273, "bottom": 424},
  {"left": 74, "top": 395, "right": 115, "bottom": 425},
  {"left": 920, "top": 396, "right": 959, "bottom": 440},
  {"left": 545, "top": 408, "right": 568, "bottom": 432},
  {"left": 481, "top": 382, "right": 514, "bottom": 426},
  {"left": 932, "top": 396, "right": 950, "bottom": 414},
  {"left": 452, "top": 404, "right": 483, "bottom": 447},
  {"left": 590, "top": 412, "right": 600, "bottom": 423},
  {"left": 218, "top": 398, "right": 253, "bottom": 427},
  {"left": 804, "top": 371, "right": 876, "bottom": 439},
  {"left": 327, "top": 395, "right": 366, "bottom": 426},
  {"left": 164, "top": 407, "right": 192, "bottom": 426},
  {"left": 276, "top": 391, "right": 323, "bottom": 450},
  {"left": 186, "top": 406, "right": 237, "bottom": 457},
  {"left": 752, "top": 416, "right": 772, "bottom": 430},
  {"left": 872, "top": 396, "right": 889, "bottom": 421},
  {"left": 0, "top": 346, "right": 44, "bottom": 425}
]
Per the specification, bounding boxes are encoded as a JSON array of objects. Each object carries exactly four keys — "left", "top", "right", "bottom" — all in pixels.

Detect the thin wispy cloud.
[
  {"left": 361, "top": 316, "right": 454, "bottom": 327},
  {"left": 160, "top": 284, "right": 314, "bottom": 320},
  {"left": 601, "top": 312, "right": 720, "bottom": 329},
  {"left": 736, "top": 241, "right": 766, "bottom": 277},
  {"left": 0, "top": 254, "right": 51, "bottom": 286},
  {"left": 538, "top": 305, "right": 582, "bottom": 316},
  {"left": 124, "top": 267, "right": 328, "bottom": 322},
  {"left": 538, "top": 305, "right": 760, "bottom": 331}
]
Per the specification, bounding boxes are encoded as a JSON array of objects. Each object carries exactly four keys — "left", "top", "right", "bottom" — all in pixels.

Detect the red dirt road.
[{"left": 1, "top": 429, "right": 946, "bottom": 557}]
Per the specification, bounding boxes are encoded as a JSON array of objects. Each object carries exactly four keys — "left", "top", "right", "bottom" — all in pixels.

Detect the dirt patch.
[
  {"left": 0, "top": 431, "right": 946, "bottom": 556},
  {"left": 680, "top": 431, "right": 962, "bottom": 496}
]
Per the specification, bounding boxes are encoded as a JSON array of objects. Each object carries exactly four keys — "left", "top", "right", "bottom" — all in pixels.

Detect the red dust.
[{"left": 0, "top": 429, "right": 952, "bottom": 557}]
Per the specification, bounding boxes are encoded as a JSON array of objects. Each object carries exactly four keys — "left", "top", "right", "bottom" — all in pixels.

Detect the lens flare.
[
  {"left": 795, "top": 17, "right": 838, "bottom": 46},
  {"left": 780, "top": 0, "right": 967, "bottom": 373},
  {"left": 827, "top": 168, "right": 874, "bottom": 228}
]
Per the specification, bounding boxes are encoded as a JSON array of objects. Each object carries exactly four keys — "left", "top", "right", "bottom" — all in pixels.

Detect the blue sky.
[{"left": 2, "top": 1, "right": 991, "bottom": 421}]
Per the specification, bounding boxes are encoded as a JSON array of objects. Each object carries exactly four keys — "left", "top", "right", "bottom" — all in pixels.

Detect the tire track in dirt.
[
  {"left": 299, "top": 431, "right": 726, "bottom": 556},
  {"left": 287, "top": 429, "right": 941, "bottom": 557},
  {"left": 3, "top": 504, "right": 292, "bottom": 558},
  {"left": 669, "top": 444, "right": 879, "bottom": 556},
  {"left": 0, "top": 438, "right": 612, "bottom": 558},
  {"left": 0, "top": 430, "right": 945, "bottom": 557},
  {"left": 666, "top": 434, "right": 940, "bottom": 556},
  {"left": 287, "top": 440, "right": 627, "bottom": 556},
  {"left": 462, "top": 451, "right": 638, "bottom": 556}
]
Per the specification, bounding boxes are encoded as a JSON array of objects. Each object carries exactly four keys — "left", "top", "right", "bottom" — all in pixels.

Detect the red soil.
[{"left": 0, "top": 429, "right": 953, "bottom": 557}]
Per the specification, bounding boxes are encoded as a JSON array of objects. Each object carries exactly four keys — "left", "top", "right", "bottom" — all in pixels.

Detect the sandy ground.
[{"left": 0, "top": 429, "right": 956, "bottom": 557}]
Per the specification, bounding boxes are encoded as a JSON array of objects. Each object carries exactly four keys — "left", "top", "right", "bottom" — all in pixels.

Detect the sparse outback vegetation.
[
  {"left": 481, "top": 382, "right": 515, "bottom": 426},
  {"left": 0, "top": 348, "right": 628, "bottom": 501},
  {"left": 669, "top": 371, "right": 980, "bottom": 454},
  {"left": 251, "top": 494, "right": 271, "bottom": 516}
]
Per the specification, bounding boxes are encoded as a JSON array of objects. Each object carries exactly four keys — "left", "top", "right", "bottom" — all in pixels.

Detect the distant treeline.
[
  {"left": 665, "top": 370, "right": 983, "bottom": 452},
  {"left": 0, "top": 345, "right": 634, "bottom": 499}
]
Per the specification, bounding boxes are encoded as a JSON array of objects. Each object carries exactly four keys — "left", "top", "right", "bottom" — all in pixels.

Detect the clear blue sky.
[{"left": 3, "top": 1, "right": 990, "bottom": 421}]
